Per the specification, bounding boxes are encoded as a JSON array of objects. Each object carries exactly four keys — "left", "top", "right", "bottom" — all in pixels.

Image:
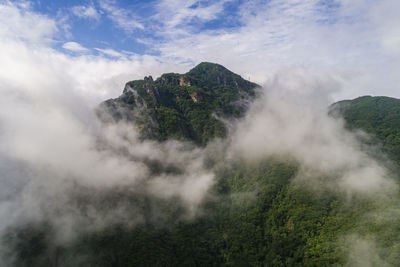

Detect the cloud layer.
[
  {"left": 230, "top": 71, "right": 396, "bottom": 196},
  {"left": 12, "top": 0, "right": 399, "bottom": 100},
  {"left": 1, "top": 1, "right": 400, "bottom": 265}
]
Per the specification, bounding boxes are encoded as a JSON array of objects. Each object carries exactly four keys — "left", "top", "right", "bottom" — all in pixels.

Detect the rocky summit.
[{"left": 99, "top": 62, "right": 259, "bottom": 145}]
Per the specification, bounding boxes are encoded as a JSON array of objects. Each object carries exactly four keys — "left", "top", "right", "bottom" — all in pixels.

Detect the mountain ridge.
[
  {"left": 331, "top": 95, "right": 400, "bottom": 167},
  {"left": 5, "top": 64, "right": 400, "bottom": 266},
  {"left": 99, "top": 62, "right": 259, "bottom": 145}
]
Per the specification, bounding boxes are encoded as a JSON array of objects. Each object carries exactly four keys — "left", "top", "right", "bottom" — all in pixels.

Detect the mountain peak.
[
  {"left": 100, "top": 63, "right": 259, "bottom": 145},
  {"left": 187, "top": 62, "right": 229, "bottom": 73},
  {"left": 185, "top": 62, "right": 251, "bottom": 89}
]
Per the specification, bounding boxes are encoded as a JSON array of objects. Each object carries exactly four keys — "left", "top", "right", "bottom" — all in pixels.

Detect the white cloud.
[
  {"left": 99, "top": 0, "right": 144, "bottom": 32},
  {"left": 365, "top": 0, "right": 400, "bottom": 54},
  {"left": 154, "top": 0, "right": 232, "bottom": 30},
  {"left": 230, "top": 72, "right": 396, "bottom": 195},
  {"left": 95, "top": 47, "right": 125, "bottom": 58},
  {"left": 71, "top": 4, "right": 101, "bottom": 21},
  {"left": 154, "top": 0, "right": 400, "bottom": 100},
  {"left": 0, "top": 1, "right": 212, "bottom": 248},
  {"left": 0, "top": 1, "right": 57, "bottom": 44},
  {"left": 2, "top": 2, "right": 400, "bottom": 264},
  {"left": 62, "top": 41, "right": 89, "bottom": 53}
]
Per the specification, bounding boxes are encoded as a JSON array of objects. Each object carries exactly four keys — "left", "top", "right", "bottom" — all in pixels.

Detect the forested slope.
[
  {"left": 4, "top": 66, "right": 400, "bottom": 266},
  {"left": 332, "top": 95, "right": 400, "bottom": 166},
  {"left": 100, "top": 62, "right": 258, "bottom": 145}
]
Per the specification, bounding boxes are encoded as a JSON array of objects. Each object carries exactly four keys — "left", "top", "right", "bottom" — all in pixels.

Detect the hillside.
[
  {"left": 331, "top": 95, "right": 400, "bottom": 166},
  {"left": 4, "top": 67, "right": 400, "bottom": 266},
  {"left": 99, "top": 62, "right": 258, "bottom": 145}
]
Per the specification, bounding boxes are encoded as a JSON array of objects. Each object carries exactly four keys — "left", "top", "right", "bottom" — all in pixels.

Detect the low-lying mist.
[
  {"left": 0, "top": 53, "right": 399, "bottom": 265},
  {"left": 231, "top": 69, "right": 397, "bottom": 196},
  {"left": 2, "top": 0, "right": 400, "bottom": 265}
]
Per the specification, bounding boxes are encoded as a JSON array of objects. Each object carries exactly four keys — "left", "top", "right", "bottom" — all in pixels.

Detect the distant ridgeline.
[
  {"left": 331, "top": 95, "right": 400, "bottom": 167},
  {"left": 100, "top": 62, "right": 259, "bottom": 145}
]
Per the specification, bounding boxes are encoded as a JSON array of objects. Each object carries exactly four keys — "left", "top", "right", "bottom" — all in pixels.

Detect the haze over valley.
[{"left": 1, "top": 1, "right": 400, "bottom": 266}]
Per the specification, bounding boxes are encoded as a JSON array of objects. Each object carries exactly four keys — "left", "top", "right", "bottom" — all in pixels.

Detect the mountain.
[
  {"left": 331, "top": 95, "right": 400, "bottom": 166},
  {"left": 4, "top": 66, "right": 400, "bottom": 266},
  {"left": 100, "top": 62, "right": 258, "bottom": 145}
]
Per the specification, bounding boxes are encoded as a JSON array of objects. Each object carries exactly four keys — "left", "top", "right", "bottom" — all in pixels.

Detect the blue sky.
[
  {"left": 1, "top": 0, "right": 400, "bottom": 102},
  {"left": 31, "top": 0, "right": 249, "bottom": 57},
  {"left": 2, "top": 2, "right": 400, "bottom": 260}
]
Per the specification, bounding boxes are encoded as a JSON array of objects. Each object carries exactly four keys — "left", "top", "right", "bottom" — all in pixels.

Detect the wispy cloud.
[
  {"left": 71, "top": 3, "right": 101, "bottom": 22},
  {"left": 2, "top": 2, "right": 400, "bottom": 265},
  {"left": 62, "top": 41, "right": 89, "bottom": 53},
  {"left": 153, "top": 0, "right": 400, "bottom": 100},
  {"left": 95, "top": 47, "right": 125, "bottom": 58},
  {"left": 0, "top": 5, "right": 200, "bottom": 248},
  {"left": 3, "top": 0, "right": 400, "bottom": 100},
  {"left": 154, "top": 0, "right": 233, "bottom": 30},
  {"left": 99, "top": 0, "right": 144, "bottom": 33},
  {"left": 0, "top": 1, "right": 57, "bottom": 44}
]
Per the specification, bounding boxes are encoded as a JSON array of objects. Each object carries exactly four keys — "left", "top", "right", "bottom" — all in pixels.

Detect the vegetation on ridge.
[
  {"left": 4, "top": 63, "right": 400, "bottom": 266},
  {"left": 100, "top": 62, "right": 258, "bottom": 145},
  {"left": 332, "top": 95, "right": 400, "bottom": 166}
]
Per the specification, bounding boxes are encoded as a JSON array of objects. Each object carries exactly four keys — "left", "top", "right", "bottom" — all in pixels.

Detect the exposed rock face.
[
  {"left": 190, "top": 92, "right": 199, "bottom": 103},
  {"left": 159, "top": 74, "right": 180, "bottom": 86},
  {"left": 100, "top": 62, "right": 259, "bottom": 145},
  {"left": 123, "top": 84, "right": 133, "bottom": 94},
  {"left": 179, "top": 76, "right": 191, "bottom": 86},
  {"left": 190, "top": 91, "right": 208, "bottom": 103},
  {"left": 144, "top": 84, "right": 159, "bottom": 105},
  {"left": 144, "top": 76, "right": 153, "bottom": 81}
]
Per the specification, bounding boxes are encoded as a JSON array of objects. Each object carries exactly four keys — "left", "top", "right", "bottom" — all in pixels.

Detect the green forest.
[
  {"left": 100, "top": 62, "right": 257, "bottom": 145},
  {"left": 4, "top": 64, "right": 400, "bottom": 266}
]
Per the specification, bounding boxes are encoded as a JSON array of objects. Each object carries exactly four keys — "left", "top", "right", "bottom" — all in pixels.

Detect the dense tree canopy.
[
  {"left": 100, "top": 62, "right": 258, "bottom": 145},
  {"left": 5, "top": 64, "right": 400, "bottom": 266}
]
